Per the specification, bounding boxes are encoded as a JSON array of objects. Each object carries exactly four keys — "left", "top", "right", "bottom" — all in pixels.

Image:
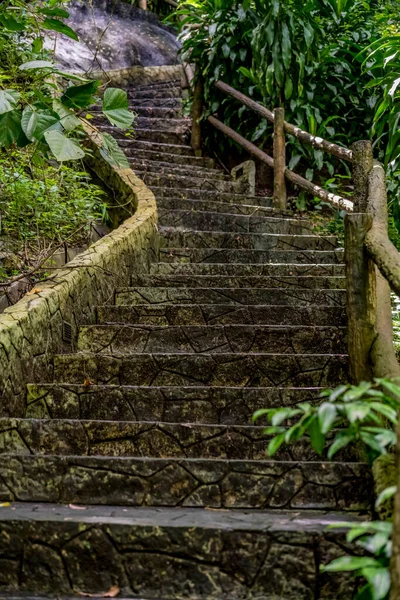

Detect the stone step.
[
  {"left": 116, "top": 139, "right": 195, "bottom": 156},
  {"left": 97, "top": 116, "right": 192, "bottom": 132},
  {"left": 115, "top": 287, "right": 345, "bottom": 307},
  {"left": 128, "top": 86, "right": 183, "bottom": 98},
  {"left": 124, "top": 148, "right": 214, "bottom": 168},
  {"left": 129, "top": 159, "right": 228, "bottom": 180},
  {"left": 130, "top": 106, "right": 184, "bottom": 118},
  {"left": 150, "top": 263, "right": 345, "bottom": 277},
  {"left": 53, "top": 352, "right": 348, "bottom": 387},
  {"left": 0, "top": 455, "right": 371, "bottom": 511},
  {"left": 115, "top": 287, "right": 346, "bottom": 307},
  {"left": 158, "top": 209, "right": 314, "bottom": 234},
  {"left": 160, "top": 230, "right": 338, "bottom": 251},
  {"left": 126, "top": 95, "right": 183, "bottom": 107},
  {"left": 0, "top": 418, "right": 355, "bottom": 462},
  {"left": 138, "top": 173, "right": 249, "bottom": 193},
  {"left": 100, "top": 126, "right": 189, "bottom": 145},
  {"left": 0, "top": 503, "right": 361, "bottom": 599},
  {"left": 156, "top": 196, "right": 282, "bottom": 215},
  {"left": 96, "top": 304, "right": 347, "bottom": 327},
  {"left": 128, "top": 79, "right": 182, "bottom": 91},
  {"left": 130, "top": 275, "right": 345, "bottom": 290},
  {"left": 77, "top": 324, "right": 346, "bottom": 355},
  {"left": 26, "top": 384, "right": 324, "bottom": 423},
  {"left": 159, "top": 247, "right": 345, "bottom": 264},
  {"left": 150, "top": 186, "right": 272, "bottom": 204}
]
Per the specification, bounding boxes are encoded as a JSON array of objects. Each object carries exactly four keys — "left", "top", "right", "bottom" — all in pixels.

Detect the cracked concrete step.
[
  {"left": 129, "top": 274, "right": 346, "bottom": 289},
  {"left": 150, "top": 263, "right": 345, "bottom": 276},
  {"left": 0, "top": 419, "right": 355, "bottom": 462},
  {"left": 149, "top": 186, "right": 272, "bottom": 204},
  {"left": 124, "top": 149, "right": 214, "bottom": 168},
  {"left": 116, "top": 139, "right": 196, "bottom": 156},
  {"left": 158, "top": 209, "right": 316, "bottom": 234},
  {"left": 99, "top": 126, "right": 189, "bottom": 145},
  {"left": 159, "top": 247, "right": 345, "bottom": 264},
  {"left": 159, "top": 230, "right": 338, "bottom": 251},
  {"left": 0, "top": 503, "right": 361, "bottom": 599},
  {"left": 53, "top": 352, "right": 348, "bottom": 387},
  {"left": 96, "top": 304, "right": 347, "bottom": 327},
  {"left": 77, "top": 324, "right": 346, "bottom": 355},
  {"left": 129, "top": 159, "right": 228, "bottom": 180},
  {"left": 25, "top": 384, "right": 325, "bottom": 423},
  {"left": 0, "top": 455, "right": 372, "bottom": 511},
  {"left": 115, "top": 287, "right": 346, "bottom": 307},
  {"left": 156, "top": 197, "right": 283, "bottom": 215}
]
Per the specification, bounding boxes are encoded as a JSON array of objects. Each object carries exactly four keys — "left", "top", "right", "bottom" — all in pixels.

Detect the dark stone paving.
[{"left": 0, "top": 78, "right": 368, "bottom": 599}]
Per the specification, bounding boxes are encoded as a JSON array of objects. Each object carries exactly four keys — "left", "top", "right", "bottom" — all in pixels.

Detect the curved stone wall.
[{"left": 0, "top": 133, "right": 158, "bottom": 417}]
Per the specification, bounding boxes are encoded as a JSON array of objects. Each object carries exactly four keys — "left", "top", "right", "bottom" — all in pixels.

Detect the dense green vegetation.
[
  {"left": 0, "top": 0, "right": 134, "bottom": 285},
  {"left": 177, "top": 0, "right": 400, "bottom": 212}
]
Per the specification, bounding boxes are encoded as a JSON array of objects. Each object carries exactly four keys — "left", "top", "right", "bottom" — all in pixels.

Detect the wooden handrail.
[
  {"left": 214, "top": 80, "right": 353, "bottom": 163},
  {"left": 208, "top": 115, "right": 353, "bottom": 211},
  {"left": 365, "top": 224, "right": 400, "bottom": 298}
]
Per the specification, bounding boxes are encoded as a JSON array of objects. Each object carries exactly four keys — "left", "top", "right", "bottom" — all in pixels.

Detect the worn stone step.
[
  {"left": 124, "top": 148, "right": 214, "bottom": 168},
  {"left": 0, "top": 503, "right": 361, "bottom": 599},
  {"left": 25, "top": 384, "right": 324, "bottom": 423},
  {"left": 128, "top": 86, "right": 183, "bottom": 99},
  {"left": 126, "top": 95, "right": 183, "bottom": 107},
  {"left": 117, "top": 139, "right": 195, "bottom": 156},
  {"left": 159, "top": 247, "right": 345, "bottom": 264},
  {"left": 53, "top": 352, "right": 348, "bottom": 387},
  {"left": 160, "top": 230, "right": 338, "bottom": 252},
  {"left": 150, "top": 262, "right": 345, "bottom": 277},
  {"left": 0, "top": 455, "right": 371, "bottom": 511},
  {"left": 100, "top": 126, "right": 189, "bottom": 145},
  {"left": 156, "top": 196, "right": 282, "bottom": 215},
  {"left": 129, "top": 159, "right": 228, "bottom": 180},
  {"left": 158, "top": 209, "right": 314, "bottom": 234},
  {"left": 139, "top": 173, "right": 249, "bottom": 193},
  {"left": 150, "top": 186, "right": 273, "bottom": 204},
  {"left": 130, "top": 275, "right": 346, "bottom": 290},
  {"left": 77, "top": 324, "right": 346, "bottom": 355},
  {"left": 130, "top": 106, "right": 184, "bottom": 118},
  {"left": 96, "top": 304, "right": 347, "bottom": 327},
  {"left": 0, "top": 419, "right": 355, "bottom": 462},
  {"left": 115, "top": 286, "right": 345, "bottom": 307},
  {"left": 96, "top": 116, "right": 191, "bottom": 132},
  {"left": 128, "top": 78, "right": 182, "bottom": 91}
]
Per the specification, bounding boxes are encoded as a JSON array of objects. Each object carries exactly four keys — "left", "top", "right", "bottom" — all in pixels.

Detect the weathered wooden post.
[
  {"left": 352, "top": 140, "right": 374, "bottom": 212},
  {"left": 138, "top": 0, "right": 147, "bottom": 9},
  {"left": 191, "top": 75, "right": 203, "bottom": 157},
  {"left": 344, "top": 213, "right": 376, "bottom": 383},
  {"left": 273, "top": 107, "right": 287, "bottom": 209}
]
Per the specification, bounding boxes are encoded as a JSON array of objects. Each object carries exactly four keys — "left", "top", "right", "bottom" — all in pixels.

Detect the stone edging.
[{"left": 0, "top": 130, "right": 158, "bottom": 416}]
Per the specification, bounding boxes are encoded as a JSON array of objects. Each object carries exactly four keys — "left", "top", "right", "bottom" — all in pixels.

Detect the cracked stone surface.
[{"left": 0, "top": 74, "right": 368, "bottom": 599}]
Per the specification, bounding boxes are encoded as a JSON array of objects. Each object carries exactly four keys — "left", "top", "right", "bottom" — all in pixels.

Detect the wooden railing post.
[
  {"left": 344, "top": 212, "right": 377, "bottom": 383},
  {"left": 191, "top": 75, "right": 203, "bottom": 157},
  {"left": 352, "top": 140, "right": 373, "bottom": 211},
  {"left": 273, "top": 107, "right": 287, "bottom": 209},
  {"left": 138, "top": 0, "right": 147, "bottom": 9}
]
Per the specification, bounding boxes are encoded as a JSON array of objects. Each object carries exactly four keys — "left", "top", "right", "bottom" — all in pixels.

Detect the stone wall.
[{"left": 0, "top": 133, "right": 158, "bottom": 417}]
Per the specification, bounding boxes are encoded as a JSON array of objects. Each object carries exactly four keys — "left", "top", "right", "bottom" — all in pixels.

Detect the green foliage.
[
  {"left": 0, "top": 0, "right": 133, "bottom": 168},
  {"left": 253, "top": 379, "right": 399, "bottom": 464},
  {"left": 254, "top": 378, "right": 400, "bottom": 599}
]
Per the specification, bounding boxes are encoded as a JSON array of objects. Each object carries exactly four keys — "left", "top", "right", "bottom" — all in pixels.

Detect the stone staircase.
[{"left": 0, "top": 77, "right": 371, "bottom": 599}]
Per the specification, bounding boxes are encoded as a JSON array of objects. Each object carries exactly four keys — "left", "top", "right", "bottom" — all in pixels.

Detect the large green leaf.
[
  {"left": 38, "top": 7, "right": 70, "bottom": 18},
  {"left": 53, "top": 100, "right": 81, "bottom": 132},
  {"left": 0, "top": 14, "right": 25, "bottom": 31},
  {"left": 102, "top": 88, "right": 134, "bottom": 129},
  {"left": 0, "top": 110, "right": 23, "bottom": 147},
  {"left": 19, "top": 60, "right": 54, "bottom": 71},
  {"left": 44, "top": 130, "right": 85, "bottom": 161},
  {"left": 42, "top": 17, "right": 79, "bottom": 42},
  {"left": 21, "top": 108, "right": 60, "bottom": 141},
  {"left": 0, "top": 90, "right": 20, "bottom": 115},
  {"left": 99, "top": 133, "right": 129, "bottom": 169},
  {"left": 61, "top": 81, "right": 100, "bottom": 109}
]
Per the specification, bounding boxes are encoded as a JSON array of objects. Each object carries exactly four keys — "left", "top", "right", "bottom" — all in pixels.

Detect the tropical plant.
[
  {"left": 253, "top": 378, "right": 400, "bottom": 600},
  {"left": 0, "top": 0, "right": 134, "bottom": 167}
]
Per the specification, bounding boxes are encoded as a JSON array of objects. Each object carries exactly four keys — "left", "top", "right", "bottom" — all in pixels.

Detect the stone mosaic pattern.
[
  {"left": 0, "top": 72, "right": 370, "bottom": 599},
  {"left": 0, "top": 504, "right": 362, "bottom": 599}
]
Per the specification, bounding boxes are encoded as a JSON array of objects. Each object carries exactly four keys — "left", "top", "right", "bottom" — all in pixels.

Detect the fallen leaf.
[
  {"left": 27, "top": 287, "right": 43, "bottom": 295},
  {"left": 68, "top": 504, "right": 87, "bottom": 510},
  {"left": 0, "top": 502, "right": 10, "bottom": 507},
  {"left": 77, "top": 587, "right": 120, "bottom": 598},
  {"left": 83, "top": 378, "right": 94, "bottom": 387}
]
